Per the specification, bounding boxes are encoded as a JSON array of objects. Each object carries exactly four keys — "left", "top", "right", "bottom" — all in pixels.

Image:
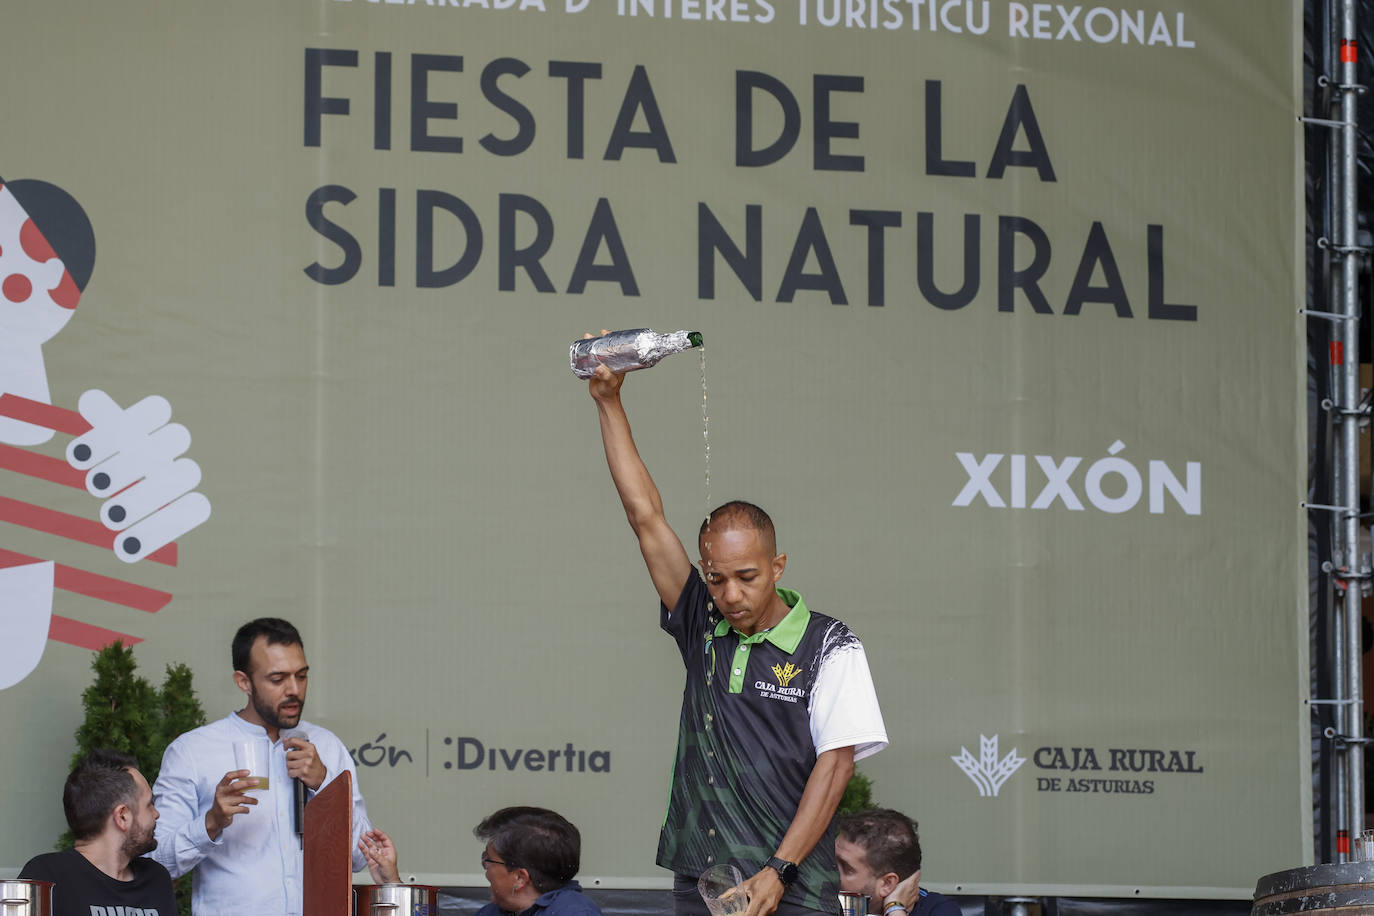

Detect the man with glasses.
[{"left": 475, "top": 807, "right": 602, "bottom": 916}]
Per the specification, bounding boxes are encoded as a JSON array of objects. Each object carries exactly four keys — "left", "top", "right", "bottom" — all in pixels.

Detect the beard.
[
  {"left": 122, "top": 820, "right": 157, "bottom": 858},
  {"left": 250, "top": 686, "right": 304, "bottom": 730}
]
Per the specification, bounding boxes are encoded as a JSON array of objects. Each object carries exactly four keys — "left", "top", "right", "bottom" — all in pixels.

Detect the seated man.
[
  {"left": 20, "top": 749, "right": 177, "bottom": 916},
  {"left": 474, "top": 807, "right": 602, "bottom": 916},
  {"left": 835, "top": 809, "right": 960, "bottom": 916}
]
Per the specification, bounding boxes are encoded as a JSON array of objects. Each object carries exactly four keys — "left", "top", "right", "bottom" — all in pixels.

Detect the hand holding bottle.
[
  {"left": 570, "top": 328, "right": 702, "bottom": 379},
  {"left": 583, "top": 331, "right": 625, "bottom": 402}
]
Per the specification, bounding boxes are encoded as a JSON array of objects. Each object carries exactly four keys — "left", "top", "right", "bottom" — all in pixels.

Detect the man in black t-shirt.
[{"left": 20, "top": 749, "right": 177, "bottom": 916}]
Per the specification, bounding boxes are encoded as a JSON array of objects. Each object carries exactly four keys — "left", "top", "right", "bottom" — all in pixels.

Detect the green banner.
[{"left": 0, "top": 0, "right": 1306, "bottom": 898}]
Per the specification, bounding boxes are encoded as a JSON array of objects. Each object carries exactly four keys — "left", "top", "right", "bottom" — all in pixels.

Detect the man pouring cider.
[{"left": 583, "top": 330, "right": 888, "bottom": 916}]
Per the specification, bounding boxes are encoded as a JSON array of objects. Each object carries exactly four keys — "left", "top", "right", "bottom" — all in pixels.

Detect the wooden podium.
[{"left": 303, "top": 770, "right": 353, "bottom": 916}]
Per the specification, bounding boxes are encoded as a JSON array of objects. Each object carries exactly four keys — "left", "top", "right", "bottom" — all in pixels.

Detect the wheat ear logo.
[
  {"left": 771, "top": 662, "right": 801, "bottom": 687},
  {"left": 952, "top": 734, "right": 1026, "bottom": 797}
]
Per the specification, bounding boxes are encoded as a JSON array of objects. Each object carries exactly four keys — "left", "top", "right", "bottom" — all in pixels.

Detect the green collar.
[{"left": 713, "top": 587, "right": 809, "bottom": 652}]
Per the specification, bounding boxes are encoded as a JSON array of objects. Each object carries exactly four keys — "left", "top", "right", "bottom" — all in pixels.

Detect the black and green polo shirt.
[{"left": 657, "top": 571, "right": 888, "bottom": 915}]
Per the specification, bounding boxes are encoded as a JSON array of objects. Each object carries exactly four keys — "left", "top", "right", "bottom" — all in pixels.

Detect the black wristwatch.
[{"left": 765, "top": 856, "right": 799, "bottom": 886}]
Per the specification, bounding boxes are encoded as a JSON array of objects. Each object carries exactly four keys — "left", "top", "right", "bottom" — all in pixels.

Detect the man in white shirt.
[{"left": 151, "top": 617, "right": 396, "bottom": 916}]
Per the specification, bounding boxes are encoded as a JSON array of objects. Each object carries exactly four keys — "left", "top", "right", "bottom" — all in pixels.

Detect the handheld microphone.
[
  {"left": 293, "top": 776, "right": 306, "bottom": 846},
  {"left": 283, "top": 729, "right": 308, "bottom": 847}
]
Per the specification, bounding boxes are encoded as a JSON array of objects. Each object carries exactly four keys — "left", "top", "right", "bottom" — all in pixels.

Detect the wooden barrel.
[{"left": 1252, "top": 863, "right": 1374, "bottom": 914}]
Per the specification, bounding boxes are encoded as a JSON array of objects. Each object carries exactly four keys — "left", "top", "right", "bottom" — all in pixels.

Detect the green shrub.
[{"left": 838, "top": 768, "right": 875, "bottom": 814}]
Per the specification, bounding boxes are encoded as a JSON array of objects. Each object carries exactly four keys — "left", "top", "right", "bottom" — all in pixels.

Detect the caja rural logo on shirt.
[{"left": 756, "top": 663, "right": 806, "bottom": 703}]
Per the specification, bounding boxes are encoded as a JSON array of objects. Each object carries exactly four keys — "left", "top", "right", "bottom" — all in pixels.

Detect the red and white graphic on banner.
[{"left": 0, "top": 175, "right": 211, "bottom": 689}]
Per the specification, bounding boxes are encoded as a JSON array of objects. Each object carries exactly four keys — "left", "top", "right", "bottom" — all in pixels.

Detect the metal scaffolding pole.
[
  {"left": 1338, "top": 0, "right": 1365, "bottom": 852},
  {"left": 1307, "top": 0, "right": 1367, "bottom": 859}
]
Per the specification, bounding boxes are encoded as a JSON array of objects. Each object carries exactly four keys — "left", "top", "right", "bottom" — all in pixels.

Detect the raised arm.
[{"left": 588, "top": 361, "right": 693, "bottom": 609}]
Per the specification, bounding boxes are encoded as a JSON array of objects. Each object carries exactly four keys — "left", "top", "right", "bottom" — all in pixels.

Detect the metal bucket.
[
  {"left": 1252, "top": 862, "right": 1374, "bottom": 914},
  {"left": 354, "top": 883, "right": 438, "bottom": 916},
  {"left": 0, "top": 880, "right": 53, "bottom": 916}
]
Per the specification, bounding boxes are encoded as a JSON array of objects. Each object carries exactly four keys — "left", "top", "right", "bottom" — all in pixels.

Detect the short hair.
[
  {"left": 474, "top": 807, "right": 581, "bottom": 893},
  {"left": 232, "top": 618, "right": 303, "bottom": 674},
  {"left": 836, "top": 808, "right": 923, "bottom": 877},
  {"left": 63, "top": 749, "right": 139, "bottom": 841},
  {"left": 698, "top": 500, "right": 777, "bottom": 555}
]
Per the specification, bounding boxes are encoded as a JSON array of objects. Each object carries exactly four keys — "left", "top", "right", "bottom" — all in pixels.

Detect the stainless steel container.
[
  {"left": 353, "top": 883, "right": 438, "bottom": 916},
  {"left": 837, "top": 892, "right": 868, "bottom": 916},
  {"left": 1, "top": 880, "right": 53, "bottom": 916}
]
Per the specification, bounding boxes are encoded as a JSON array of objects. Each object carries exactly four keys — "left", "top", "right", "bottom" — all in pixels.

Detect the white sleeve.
[
  {"left": 809, "top": 635, "right": 888, "bottom": 762},
  {"left": 150, "top": 736, "right": 220, "bottom": 879}
]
